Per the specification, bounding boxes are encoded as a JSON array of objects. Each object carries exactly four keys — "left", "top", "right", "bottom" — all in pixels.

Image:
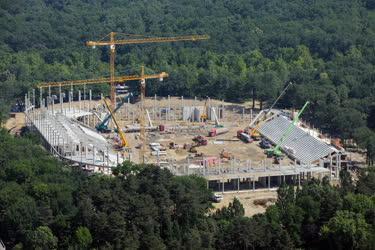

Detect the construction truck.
[
  {"left": 265, "top": 101, "right": 310, "bottom": 161},
  {"left": 209, "top": 127, "right": 229, "bottom": 137},
  {"left": 260, "top": 138, "right": 271, "bottom": 149},
  {"left": 237, "top": 130, "right": 253, "bottom": 143}
]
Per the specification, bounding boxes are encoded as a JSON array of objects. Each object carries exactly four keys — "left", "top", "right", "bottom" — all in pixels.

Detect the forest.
[
  {"left": 0, "top": 130, "right": 374, "bottom": 249},
  {"left": 0, "top": 0, "right": 374, "bottom": 156},
  {"left": 0, "top": 1, "right": 375, "bottom": 248}
]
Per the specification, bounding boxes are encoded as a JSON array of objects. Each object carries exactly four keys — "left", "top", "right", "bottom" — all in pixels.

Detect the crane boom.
[
  {"left": 250, "top": 82, "right": 293, "bottom": 138},
  {"left": 86, "top": 34, "right": 210, "bottom": 46},
  {"left": 37, "top": 72, "right": 168, "bottom": 88},
  {"left": 272, "top": 101, "right": 310, "bottom": 156},
  {"left": 103, "top": 98, "right": 128, "bottom": 148}
]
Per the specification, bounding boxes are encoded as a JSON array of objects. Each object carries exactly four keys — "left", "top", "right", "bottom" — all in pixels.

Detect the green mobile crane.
[{"left": 265, "top": 101, "right": 310, "bottom": 159}]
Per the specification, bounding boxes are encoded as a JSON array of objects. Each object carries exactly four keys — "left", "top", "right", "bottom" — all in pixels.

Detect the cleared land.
[{"left": 212, "top": 190, "right": 278, "bottom": 217}]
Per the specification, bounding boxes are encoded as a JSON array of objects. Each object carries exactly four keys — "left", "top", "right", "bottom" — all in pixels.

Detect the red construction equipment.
[
  {"left": 193, "top": 135, "right": 208, "bottom": 146},
  {"left": 208, "top": 127, "right": 229, "bottom": 137}
]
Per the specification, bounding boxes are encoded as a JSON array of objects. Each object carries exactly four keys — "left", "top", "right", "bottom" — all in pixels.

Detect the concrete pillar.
[
  {"left": 69, "top": 90, "right": 72, "bottom": 111},
  {"left": 33, "top": 88, "right": 36, "bottom": 107},
  {"left": 78, "top": 90, "right": 81, "bottom": 111},
  {"left": 168, "top": 95, "right": 171, "bottom": 121},
  {"left": 59, "top": 84, "right": 63, "bottom": 113},
  {"left": 93, "top": 146, "right": 96, "bottom": 164}
]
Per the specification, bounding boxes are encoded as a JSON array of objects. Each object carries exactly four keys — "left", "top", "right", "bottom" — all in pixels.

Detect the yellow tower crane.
[
  {"left": 37, "top": 70, "right": 168, "bottom": 88},
  {"left": 85, "top": 32, "right": 209, "bottom": 108}
]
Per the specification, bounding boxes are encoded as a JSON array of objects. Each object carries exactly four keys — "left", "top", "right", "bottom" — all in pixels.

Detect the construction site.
[{"left": 23, "top": 32, "right": 350, "bottom": 193}]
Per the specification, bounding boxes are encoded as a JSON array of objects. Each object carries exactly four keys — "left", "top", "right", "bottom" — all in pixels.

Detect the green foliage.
[
  {"left": 321, "top": 211, "right": 371, "bottom": 250},
  {"left": 356, "top": 167, "right": 375, "bottom": 195},
  {"left": 74, "top": 226, "right": 92, "bottom": 249},
  {"left": 26, "top": 226, "right": 58, "bottom": 250},
  {"left": 214, "top": 197, "right": 244, "bottom": 220}
]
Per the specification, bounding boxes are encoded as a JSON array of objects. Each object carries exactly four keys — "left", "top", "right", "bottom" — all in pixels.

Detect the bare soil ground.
[
  {"left": 4, "top": 113, "right": 25, "bottom": 135},
  {"left": 212, "top": 190, "right": 278, "bottom": 217}
]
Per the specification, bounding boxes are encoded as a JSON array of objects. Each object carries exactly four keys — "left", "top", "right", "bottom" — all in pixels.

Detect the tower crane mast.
[{"left": 86, "top": 32, "right": 209, "bottom": 108}]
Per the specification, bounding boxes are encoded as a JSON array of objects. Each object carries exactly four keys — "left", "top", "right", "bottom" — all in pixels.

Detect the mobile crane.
[
  {"left": 96, "top": 93, "right": 133, "bottom": 133},
  {"left": 265, "top": 101, "right": 310, "bottom": 161},
  {"left": 249, "top": 82, "right": 293, "bottom": 140},
  {"left": 103, "top": 98, "right": 128, "bottom": 148}
]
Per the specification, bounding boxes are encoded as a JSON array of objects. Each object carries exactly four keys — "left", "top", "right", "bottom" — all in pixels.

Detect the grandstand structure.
[{"left": 258, "top": 113, "right": 347, "bottom": 178}]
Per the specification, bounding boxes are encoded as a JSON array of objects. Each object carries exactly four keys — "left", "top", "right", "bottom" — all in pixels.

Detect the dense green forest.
[
  {"left": 0, "top": 130, "right": 374, "bottom": 249},
  {"left": 0, "top": 0, "right": 374, "bottom": 146},
  {"left": 0, "top": 1, "right": 375, "bottom": 249}
]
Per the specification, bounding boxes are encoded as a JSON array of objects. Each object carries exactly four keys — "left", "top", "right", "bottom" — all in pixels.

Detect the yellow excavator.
[{"left": 103, "top": 98, "right": 128, "bottom": 148}]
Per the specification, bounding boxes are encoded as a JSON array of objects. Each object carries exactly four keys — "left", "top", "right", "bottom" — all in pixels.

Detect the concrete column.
[
  {"left": 89, "top": 89, "right": 92, "bottom": 111},
  {"left": 59, "top": 84, "right": 63, "bottom": 113},
  {"left": 253, "top": 179, "right": 255, "bottom": 191},
  {"left": 69, "top": 90, "right": 72, "bottom": 111},
  {"left": 106, "top": 146, "right": 109, "bottom": 166},
  {"left": 93, "top": 146, "right": 96, "bottom": 164},
  {"left": 33, "top": 88, "right": 36, "bottom": 107},
  {"left": 168, "top": 95, "right": 171, "bottom": 121},
  {"left": 78, "top": 90, "right": 81, "bottom": 111}
]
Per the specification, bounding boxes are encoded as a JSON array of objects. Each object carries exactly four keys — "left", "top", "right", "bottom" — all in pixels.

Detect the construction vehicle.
[
  {"left": 265, "top": 101, "right": 310, "bottom": 161},
  {"left": 193, "top": 135, "right": 208, "bottom": 146},
  {"left": 103, "top": 98, "right": 128, "bottom": 148},
  {"left": 96, "top": 93, "right": 133, "bottom": 133},
  {"left": 237, "top": 130, "right": 253, "bottom": 143},
  {"left": 259, "top": 138, "right": 271, "bottom": 149},
  {"left": 86, "top": 32, "right": 209, "bottom": 108},
  {"left": 209, "top": 127, "right": 229, "bottom": 137},
  {"left": 249, "top": 82, "right": 293, "bottom": 140}
]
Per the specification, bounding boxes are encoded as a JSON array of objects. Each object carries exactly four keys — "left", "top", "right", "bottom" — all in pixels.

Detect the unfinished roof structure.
[{"left": 258, "top": 115, "right": 336, "bottom": 164}]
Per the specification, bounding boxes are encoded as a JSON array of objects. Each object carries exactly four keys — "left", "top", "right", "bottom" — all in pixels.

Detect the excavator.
[
  {"left": 96, "top": 93, "right": 133, "bottom": 133},
  {"left": 102, "top": 98, "right": 129, "bottom": 148},
  {"left": 265, "top": 101, "right": 310, "bottom": 162}
]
